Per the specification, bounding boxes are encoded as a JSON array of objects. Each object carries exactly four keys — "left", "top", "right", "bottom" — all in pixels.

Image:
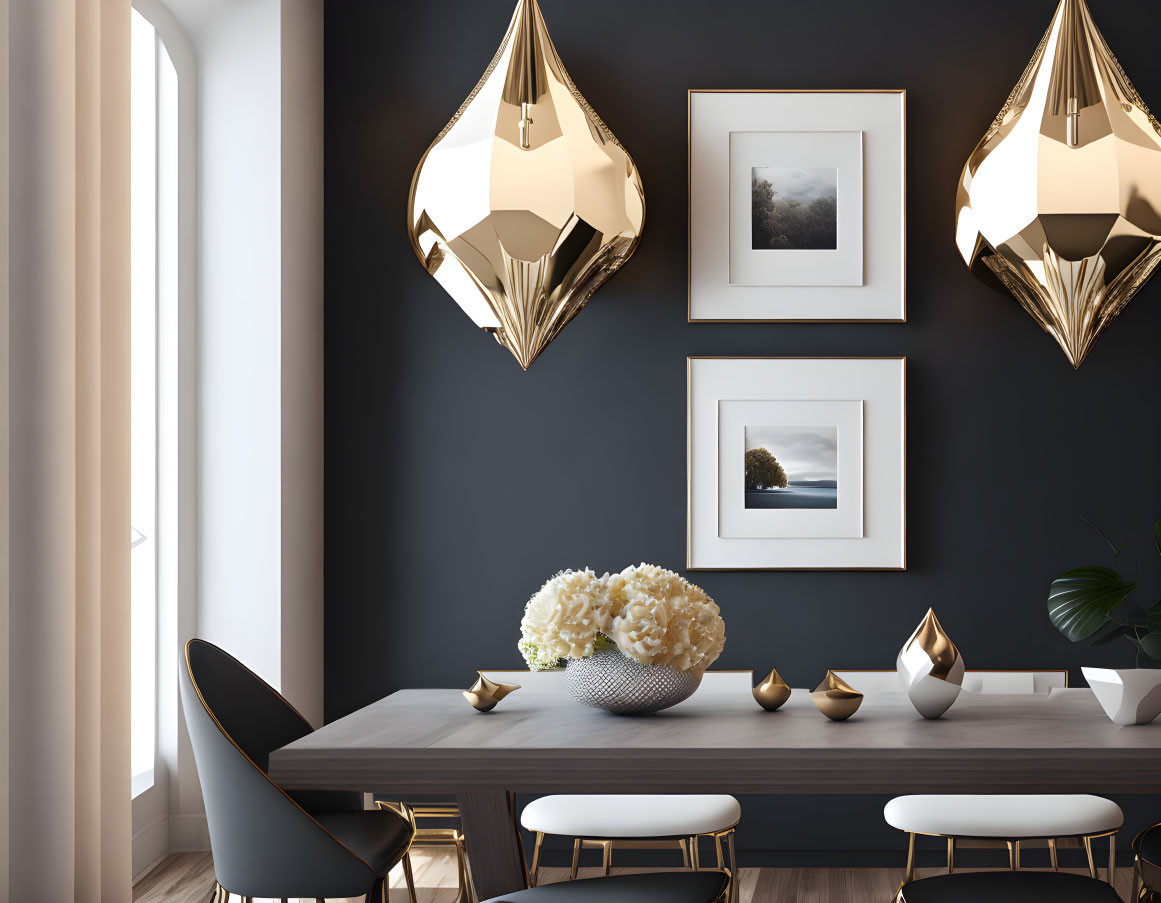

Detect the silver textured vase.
[{"left": 565, "top": 648, "right": 702, "bottom": 715}]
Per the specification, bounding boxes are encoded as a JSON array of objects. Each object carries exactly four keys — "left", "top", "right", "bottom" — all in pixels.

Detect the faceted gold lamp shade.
[
  {"left": 407, "top": 0, "right": 646, "bottom": 370},
  {"left": 955, "top": 0, "right": 1161, "bottom": 368}
]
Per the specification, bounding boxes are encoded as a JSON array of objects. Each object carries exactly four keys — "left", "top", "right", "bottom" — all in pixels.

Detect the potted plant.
[
  {"left": 518, "top": 564, "right": 726, "bottom": 715},
  {"left": 1048, "top": 520, "right": 1161, "bottom": 724}
]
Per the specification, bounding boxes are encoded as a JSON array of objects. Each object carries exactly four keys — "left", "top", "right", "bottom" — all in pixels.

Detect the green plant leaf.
[
  {"left": 1148, "top": 599, "right": 1161, "bottom": 636},
  {"left": 1137, "top": 640, "right": 1161, "bottom": 669},
  {"left": 1048, "top": 566, "right": 1139, "bottom": 642},
  {"left": 1088, "top": 619, "right": 1133, "bottom": 647},
  {"left": 1155, "top": 521, "right": 1161, "bottom": 559}
]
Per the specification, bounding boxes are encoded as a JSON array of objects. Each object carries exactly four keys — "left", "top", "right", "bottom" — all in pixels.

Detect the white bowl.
[{"left": 1082, "top": 667, "right": 1161, "bottom": 725}]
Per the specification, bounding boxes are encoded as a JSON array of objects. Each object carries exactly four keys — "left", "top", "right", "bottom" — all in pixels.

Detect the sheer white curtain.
[{"left": 4, "top": 0, "right": 132, "bottom": 900}]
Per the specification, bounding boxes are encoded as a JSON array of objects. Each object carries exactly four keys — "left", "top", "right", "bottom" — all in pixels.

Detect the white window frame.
[{"left": 130, "top": 0, "right": 198, "bottom": 880}]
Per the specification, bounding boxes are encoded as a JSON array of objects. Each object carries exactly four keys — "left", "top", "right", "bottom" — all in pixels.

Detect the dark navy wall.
[{"left": 323, "top": 0, "right": 1161, "bottom": 861}]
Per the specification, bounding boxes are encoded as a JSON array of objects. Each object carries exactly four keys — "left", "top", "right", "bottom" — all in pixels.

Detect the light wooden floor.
[{"left": 134, "top": 848, "right": 1136, "bottom": 902}]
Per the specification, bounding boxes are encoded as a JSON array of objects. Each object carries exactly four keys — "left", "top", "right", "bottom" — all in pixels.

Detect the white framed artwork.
[
  {"left": 688, "top": 357, "right": 906, "bottom": 570},
  {"left": 689, "top": 90, "right": 906, "bottom": 322}
]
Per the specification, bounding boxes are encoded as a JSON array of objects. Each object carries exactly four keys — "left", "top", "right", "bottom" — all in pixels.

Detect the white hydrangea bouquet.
[{"left": 517, "top": 564, "right": 726, "bottom": 675}]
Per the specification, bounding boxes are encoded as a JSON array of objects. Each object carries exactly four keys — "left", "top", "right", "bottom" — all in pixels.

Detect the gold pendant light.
[
  {"left": 407, "top": 0, "right": 646, "bottom": 370},
  {"left": 955, "top": 0, "right": 1161, "bottom": 368}
]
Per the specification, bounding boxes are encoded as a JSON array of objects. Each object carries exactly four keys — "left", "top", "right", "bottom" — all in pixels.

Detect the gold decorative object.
[
  {"left": 897, "top": 608, "right": 966, "bottom": 720},
  {"left": 463, "top": 673, "right": 520, "bottom": 712},
  {"left": 810, "top": 671, "right": 863, "bottom": 722},
  {"left": 407, "top": 0, "right": 645, "bottom": 370},
  {"left": 753, "top": 668, "right": 791, "bottom": 712},
  {"left": 955, "top": 0, "right": 1161, "bottom": 369}
]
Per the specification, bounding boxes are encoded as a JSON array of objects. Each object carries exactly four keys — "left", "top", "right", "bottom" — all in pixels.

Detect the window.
[{"left": 130, "top": 7, "right": 178, "bottom": 797}]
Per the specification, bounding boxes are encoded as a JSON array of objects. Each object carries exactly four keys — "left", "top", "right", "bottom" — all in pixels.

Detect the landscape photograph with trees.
[
  {"left": 744, "top": 425, "right": 838, "bottom": 509},
  {"left": 751, "top": 166, "right": 838, "bottom": 251}
]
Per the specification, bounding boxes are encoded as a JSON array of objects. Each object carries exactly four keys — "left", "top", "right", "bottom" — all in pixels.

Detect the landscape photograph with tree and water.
[
  {"left": 744, "top": 426, "right": 838, "bottom": 509},
  {"left": 751, "top": 166, "right": 838, "bottom": 250}
]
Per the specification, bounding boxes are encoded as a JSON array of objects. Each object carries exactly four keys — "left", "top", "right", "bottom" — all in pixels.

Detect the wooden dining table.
[{"left": 267, "top": 686, "right": 1161, "bottom": 900}]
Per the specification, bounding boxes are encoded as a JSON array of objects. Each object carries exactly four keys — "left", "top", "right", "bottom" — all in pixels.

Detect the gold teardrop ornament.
[
  {"left": 897, "top": 608, "right": 966, "bottom": 719},
  {"left": 407, "top": 0, "right": 645, "bottom": 370},
  {"left": 811, "top": 671, "right": 863, "bottom": 722},
  {"left": 463, "top": 674, "right": 520, "bottom": 713},
  {"left": 898, "top": 608, "right": 962, "bottom": 683},
  {"left": 753, "top": 668, "right": 792, "bottom": 712},
  {"left": 955, "top": 0, "right": 1161, "bottom": 368}
]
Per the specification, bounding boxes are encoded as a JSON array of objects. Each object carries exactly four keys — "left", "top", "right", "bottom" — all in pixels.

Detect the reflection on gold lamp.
[
  {"left": 407, "top": 0, "right": 645, "bottom": 370},
  {"left": 753, "top": 668, "right": 791, "bottom": 711},
  {"left": 811, "top": 671, "right": 863, "bottom": 722},
  {"left": 955, "top": 0, "right": 1161, "bottom": 369},
  {"left": 463, "top": 674, "right": 520, "bottom": 713}
]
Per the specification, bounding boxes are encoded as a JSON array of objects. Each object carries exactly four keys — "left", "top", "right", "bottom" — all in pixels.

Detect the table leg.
[{"left": 458, "top": 791, "right": 528, "bottom": 900}]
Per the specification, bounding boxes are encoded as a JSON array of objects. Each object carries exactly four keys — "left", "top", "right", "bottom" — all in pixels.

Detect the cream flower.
[
  {"left": 600, "top": 564, "right": 725, "bottom": 672},
  {"left": 518, "top": 569, "right": 605, "bottom": 671}
]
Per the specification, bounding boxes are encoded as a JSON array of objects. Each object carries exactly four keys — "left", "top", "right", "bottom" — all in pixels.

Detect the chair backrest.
[
  {"left": 833, "top": 670, "right": 1068, "bottom": 695},
  {"left": 180, "top": 639, "right": 374, "bottom": 897}
]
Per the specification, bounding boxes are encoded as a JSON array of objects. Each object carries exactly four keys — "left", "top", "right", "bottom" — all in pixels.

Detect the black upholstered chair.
[
  {"left": 180, "top": 638, "right": 417, "bottom": 902},
  {"left": 898, "top": 871, "right": 1122, "bottom": 902},
  {"left": 479, "top": 871, "right": 730, "bottom": 903},
  {"left": 1134, "top": 821, "right": 1161, "bottom": 900}
]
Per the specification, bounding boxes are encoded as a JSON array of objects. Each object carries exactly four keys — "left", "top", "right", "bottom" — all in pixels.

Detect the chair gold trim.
[
  {"left": 184, "top": 640, "right": 418, "bottom": 903},
  {"left": 1132, "top": 821, "right": 1161, "bottom": 901}
]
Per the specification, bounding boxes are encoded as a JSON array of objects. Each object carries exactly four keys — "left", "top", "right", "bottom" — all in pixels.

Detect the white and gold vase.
[{"left": 897, "top": 609, "right": 965, "bottom": 719}]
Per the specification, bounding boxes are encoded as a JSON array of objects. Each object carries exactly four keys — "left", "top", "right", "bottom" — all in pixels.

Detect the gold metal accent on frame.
[
  {"left": 810, "top": 671, "right": 863, "bottom": 721},
  {"left": 378, "top": 802, "right": 474, "bottom": 903},
  {"left": 407, "top": 0, "right": 645, "bottom": 370},
  {"left": 753, "top": 668, "right": 791, "bottom": 711},
  {"left": 955, "top": 0, "right": 1161, "bottom": 369},
  {"left": 463, "top": 673, "right": 520, "bottom": 712}
]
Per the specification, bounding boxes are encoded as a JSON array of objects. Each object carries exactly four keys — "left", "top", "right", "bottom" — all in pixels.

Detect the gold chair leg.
[
  {"left": 601, "top": 840, "right": 612, "bottom": 876},
  {"left": 1014, "top": 840, "right": 1021, "bottom": 870},
  {"left": 462, "top": 839, "right": 479, "bottom": 903},
  {"left": 691, "top": 835, "right": 701, "bottom": 870},
  {"left": 401, "top": 852, "right": 418, "bottom": 903},
  {"left": 1110, "top": 834, "right": 1117, "bottom": 887},
  {"left": 529, "top": 832, "right": 544, "bottom": 887},
  {"left": 680, "top": 838, "right": 690, "bottom": 869},
  {"left": 1049, "top": 838, "right": 1059, "bottom": 871},
  {"left": 1085, "top": 836, "right": 1097, "bottom": 879},
  {"left": 715, "top": 833, "right": 724, "bottom": 868},
  {"left": 454, "top": 835, "right": 471, "bottom": 903},
  {"left": 947, "top": 837, "right": 955, "bottom": 874},
  {"left": 569, "top": 838, "right": 581, "bottom": 880},
  {"left": 904, "top": 833, "right": 917, "bottom": 884},
  {"left": 1007, "top": 841, "right": 1016, "bottom": 870},
  {"left": 726, "top": 830, "right": 739, "bottom": 903}
]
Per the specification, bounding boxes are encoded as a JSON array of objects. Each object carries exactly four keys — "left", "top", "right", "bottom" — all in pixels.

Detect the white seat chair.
[
  {"left": 885, "top": 794, "right": 1123, "bottom": 885},
  {"left": 521, "top": 794, "right": 740, "bottom": 900},
  {"left": 484, "top": 670, "right": 745, "bottom": 901}
]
